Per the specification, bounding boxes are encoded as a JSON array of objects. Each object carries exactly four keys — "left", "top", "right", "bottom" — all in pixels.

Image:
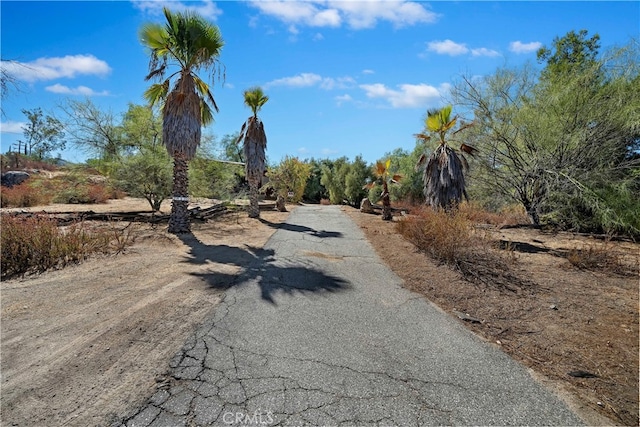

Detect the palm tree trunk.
[
  {"left": 168, "top": 154, "right": 190, "bottom": 233},
  {"left": 247, "top": 180, "right": 260, "bottom": 218},
  {"left": 382, "top": 182, "right": 392, "bottom": 221}
]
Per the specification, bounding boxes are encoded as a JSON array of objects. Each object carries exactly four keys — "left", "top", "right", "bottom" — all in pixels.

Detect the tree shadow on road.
[
  {"left": 258, "top": 218, "right": 343, "bottom": 239},
  {"left": 177, "top": 233, "right": 350, "bottom": 305}
]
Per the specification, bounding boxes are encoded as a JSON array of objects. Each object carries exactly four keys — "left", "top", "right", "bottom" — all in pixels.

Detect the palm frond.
[
  {"left": 143, "top": 80, "right": 170, "bottom": 107},
  {"left": 243, "top": 86, "right": 269, "bottom": 117},
  {"left": 193, "top": 74, "right": 219, "bottom": 113}
]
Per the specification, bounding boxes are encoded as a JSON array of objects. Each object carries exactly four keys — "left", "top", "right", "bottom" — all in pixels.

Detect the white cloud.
[
  {"left": 330, "top": 0, "right": 438, "bottom": 29},
  {"left": 249, "top": 0, "right": 436, "bottom": 30},
  {"left": 132, "top": 0, "right": 222, "bottom": 20},
  {"left": 265, "top": 73, "right": 323, "bottom": 88},
  {"left": 471, "top": 47, "right": 501, "bottom": 58},
  {"left": 45, "top": 84, "right": 110, "bottom": 96},
  {"left": 320, "top": 76, "right": 356, "bottom": 90},
  {"left": 313, "top": 32, "right": 324, "bottom": 41},
  {"left": 360, "top": 82, "right": 442, "bottom": 108},
  {"left": 362, "top": 69, "right": 375, "bottom": 75},
  {"left": 335, "top": 94, "right": 353, "bottom": 106},
  {"left": 0, "top": 120, "right": 26, "bottom": 134},
  {"left": 265, "top": 73, "right": 355, "bottom": 90},
  {"left": 427, "top": 39, "right": 469, "bottom": 56},
  {"left": 509, "top": 40, "right": 542, "bottom": 54},
  {"left": 1, "top": 55, "right": 111, "bottom": 82}
]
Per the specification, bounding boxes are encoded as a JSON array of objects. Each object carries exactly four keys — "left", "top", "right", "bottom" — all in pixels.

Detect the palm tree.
[
  {"left": 237, "top": 87, "right": 268, "bottom": 218},
  {"left": 364, "top": 159, "right": 402, "bottom": 221},
  {"left": 139, "top": 7, "right": 224, "bottom": 233},
  {"left": 415, "top": 105, "right": 475, "bottom": 211}
]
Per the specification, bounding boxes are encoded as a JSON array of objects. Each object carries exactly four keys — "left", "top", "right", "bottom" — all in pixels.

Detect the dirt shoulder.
[
  {"left": 1, "top": 200, "right": 291, "bottom": 427},
  {"left": 343, "top": 206, "right": 639, "bottom": 426}
]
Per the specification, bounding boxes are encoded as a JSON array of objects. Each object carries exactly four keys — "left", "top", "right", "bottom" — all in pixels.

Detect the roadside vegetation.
[{"left": 1, "top": 215, "right": 135, "bottom": 279}]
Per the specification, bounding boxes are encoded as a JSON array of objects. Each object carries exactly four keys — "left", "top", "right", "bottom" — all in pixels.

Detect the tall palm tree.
[
  {"left": 237, "top": 87, "right": 268, "bottom": 218},
  {"left": 415, "top": 105, "right": 475, "bottom": 210},
  {"left": 364, "top": 159, "right": 402, "bottom": 221},
  {"left": 139, "top": 7, "right": 224, "bottom": 233}
]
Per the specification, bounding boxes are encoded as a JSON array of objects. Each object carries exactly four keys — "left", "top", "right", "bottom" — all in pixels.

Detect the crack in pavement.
[{"left": 116, "top": 206, "right": 584, "bottom": 427}]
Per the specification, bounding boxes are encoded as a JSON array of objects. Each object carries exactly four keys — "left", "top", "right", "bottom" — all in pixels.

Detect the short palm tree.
[
  {"left": 139, "top": 7, "right": 224, "bottom": 233},
  {"left": 364, "top": 159, "right": 402, "bottom": 221},
  {"left": 415, "top": 105, "right": 475, "bottom": 210},
  {"left": 237, "top": 87, "right": 268, "bottom": 218}
]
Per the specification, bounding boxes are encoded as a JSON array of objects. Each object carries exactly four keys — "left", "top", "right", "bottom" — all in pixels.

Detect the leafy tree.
[
  {"left": 189, "top": 133, "right": 243, "bottom": 200},
  {"left": 140, "top": 7, "right": 224, "bottom": 233},
  {"left": 217, "top": 132, "right": 244, "bottom": 163},
  {"left": 237, "top": 87, "right": 269, "bottom": 218},
  {"left": 383, "top": 146, "right": 425, "bottom": 204},
  {"left": 121, "top": 103, "right": 162, "bottom": 150},
  {"left": 364, "top": 159, "right": 402, "bottom": 221},
  {"left": 344, "top": 155, "right": 372, "bottom": 207},
  {"left": 537, "top": 29, "right": 601, "bottom": 78},
  {"left": 17, "top": 108, "right": 65, "bottom": 159},
  {"left": 110, "top": 103, "right": 173, "bottom": 211},
  {"left": 303, "top": 158, "right": 330, "bottom": 203},
  {"left": 264, "top": 156, "right": 311, "bottom": 204},
  {"left": 58, "top": 99, "right": 128, "bottom": 164},
  {"left": 453, "top": 34, "right": 639, "bottom": 235},
  {"left": 320, "top": 157, "right": 350, "bottom": 204},
  {"left": 415, "top": 105, "right": 474, "bottom": 210},
  {"left": 113, "top": 145, "right": 172, "bottom": 211}
]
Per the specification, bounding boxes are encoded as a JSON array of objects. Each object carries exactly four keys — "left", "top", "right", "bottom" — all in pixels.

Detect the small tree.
[
  {"left": 415, "top": 105, "right": 474, "bottom": 210},
  {"left": 113, "top": 145, "right": 172, "bottom": 211},
  {"left": 364, "top": 159, "right": 402, "bottom": 221},
  {"left": 264, "top": 156, "right": 311, "bottom": 208},
  {"left": 18, "top": 108, "right": 65, "bottom": 159}
]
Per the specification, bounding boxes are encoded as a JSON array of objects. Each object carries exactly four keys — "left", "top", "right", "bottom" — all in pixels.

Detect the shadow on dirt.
[{"left": 177, "top": 233, "right": 350, "bottom": 305}]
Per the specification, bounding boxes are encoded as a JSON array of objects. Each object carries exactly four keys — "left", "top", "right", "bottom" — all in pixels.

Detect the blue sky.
[{"left": 1, "top": 1, "right": 638, "bottom": 165}]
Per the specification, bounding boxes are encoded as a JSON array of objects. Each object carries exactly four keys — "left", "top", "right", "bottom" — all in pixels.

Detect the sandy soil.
[
  {"left": 1, "top": 199, "right": 291, "bottom": 427},
  {"left": 344, "top": 206, "right": 639, "bottom": 426}
]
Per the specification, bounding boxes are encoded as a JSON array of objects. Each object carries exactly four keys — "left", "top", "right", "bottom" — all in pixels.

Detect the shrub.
[
  {"left": 0, "top": 183, "right": 50, "bottom": 207},
  {"left": 396, "top": 206, "right": 534, "bottom": 293},
  {"left": 0, "top": 214, "right": 132, "bottom": 279},
  {"left": 396, "top": 206, "right": 471, "bottom": 264}
]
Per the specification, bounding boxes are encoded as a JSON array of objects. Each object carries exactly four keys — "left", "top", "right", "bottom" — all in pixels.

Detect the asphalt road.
[{"left": 117, "top": 205, "right": 583, "bottom": 427}]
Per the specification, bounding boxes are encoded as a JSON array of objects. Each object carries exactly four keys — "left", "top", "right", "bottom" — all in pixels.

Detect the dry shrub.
[
  {"left": 397, "top": 206, "right": 536, "bottom": 293},
  {"left": 565, "top": 242, "right": 636, "bottom": 275},
  {"left": 396, "top": 206, "right": 470, "bottom": 264},
  {"left": 0, "top": 214, "right": 135, "bottom": 279},
  {"left": 458, "top": 201, "right": 529, "bottom": 227},
  {"left": 320, "top": 198, "right": 331, "bottom": 205},
  {"left": 0, "top": 183, "right": 51, "bottom": 208}
]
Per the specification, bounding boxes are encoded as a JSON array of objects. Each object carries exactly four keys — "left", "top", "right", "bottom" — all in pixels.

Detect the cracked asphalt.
[{"left": 117, "top": 205, "right": 583, "bottom": 427}]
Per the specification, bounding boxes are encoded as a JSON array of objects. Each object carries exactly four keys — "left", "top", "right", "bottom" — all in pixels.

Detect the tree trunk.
[
  {"left": 275, "top": 195, "right": 287, "bottom": 212},
  {"left": 168, "top": 155, "right": 190, "bottom": 234},
  {"left": 247, "top": 181, "right": 260, "bottom": 218},
  {"left": 381, "top": 182, "right": 392, "bottom": 221}
]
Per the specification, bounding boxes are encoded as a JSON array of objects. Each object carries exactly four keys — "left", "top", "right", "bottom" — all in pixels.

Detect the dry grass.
[
  {"left": 565, "top": 241, "right": 637, "bottom": 276},
  {"left": 0, "top": 214, "right": 136, "bottom": 279},
  {"left": 396, "top": 205, "right": 536, "bottom": 294}
]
